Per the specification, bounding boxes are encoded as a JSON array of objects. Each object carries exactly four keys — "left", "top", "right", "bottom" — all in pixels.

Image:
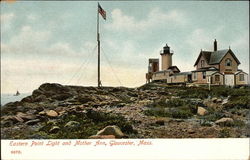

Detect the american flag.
[{"left": 98, "top": 3, "right": 106, "bottom": 20}]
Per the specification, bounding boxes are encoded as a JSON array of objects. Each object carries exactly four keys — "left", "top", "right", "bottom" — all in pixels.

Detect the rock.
[
  {"left": 96, "top": 125, "right": 125, "bottom": 138},
  {"left": 49, "top": 126, "right": 60, "bottom": 133},
  {"left": 64, "top": 121, "right": 80, "bottom": 129},
  {"left": 13, "top": 116, "right": 24, "bottom": 122},
  {"left": 33, "top": 95, "right": 47, "bottom": 102},
  {"left": 155, "top": 120, "right": 165, "bottom": 125},
  {"left": 165, "top": 99, "right": 169, "bottom": 104},
  {"left": 89, "top": 135, "right": 116, "bottom": 139},
  {"left": 26, "top": 109, "right": 37, "bottom": 115},
  {"left": 77, "top": 95, "right": 93, "bottom": 104},
  {"left": 116, "top": 103, "right": 126, "bottom": 107},
  {"left": 211, "top": 97, "right": 218, "bottom": 103},
  {"left": 188, "top": 129, "right": 195, "bottom": 134},
  {"left": 222, "top": 98, "right": 229, "bottom": 105},
  {"left": 52, "top": 93, "right": 72, "bottom": 101},
  {"left": 39, "top": 83, "right": 69, "bottom": 93},
  {"left": 39, "top": 111, "right": 46, "bottom": 115},
  {"left": 16, "top": 106, "right": 26, "bottom": 112},
  {"left": 16, "top": 112, "right": 36, "bottom": 120},
  {"left": 25, "top": 119, "right": 40, "bottom": 125},
  {"left": 21, "top": 96, "right": 33, "bottom": 103},
  {"left": 215, "top": 118, "right": 234, "bottom": 126},
  {"left": 46, "top": 110, "right": 58, "bottom": 117},
  {"left": 204, "top": 99, "right": 219, "bottom": 108},
  {"left": 197, "top": 107, "right": 208, "bottom": 116},
  {"left": 217, "top": 98, "right": 222, "bottom": 103}
]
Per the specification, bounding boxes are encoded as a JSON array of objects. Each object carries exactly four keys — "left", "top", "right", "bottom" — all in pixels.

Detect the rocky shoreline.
[{"left": 1, "top": 83, "right": 249, "bottom": 139}]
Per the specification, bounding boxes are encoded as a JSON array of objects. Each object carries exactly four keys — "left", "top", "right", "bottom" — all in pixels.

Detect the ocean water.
[{"left": 1, "top": 93, "right": 31, "bottom": 106}]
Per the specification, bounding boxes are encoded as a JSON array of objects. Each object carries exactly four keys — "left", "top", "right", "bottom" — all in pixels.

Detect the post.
[
  {"left": 97, "top": 3, "right": 100, "bottom": 88},
  {"left": 208, "top": 76, "right": 211, "bottom": 91}
]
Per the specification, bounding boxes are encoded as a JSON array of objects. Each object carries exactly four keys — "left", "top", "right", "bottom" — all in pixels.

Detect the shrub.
[
  {"left": 226, "top": 95, "right": 250, "bottom": 109},
  {"left": 38, "top": 110, "right": 136, "bottom": 139},
  {"left": 219, "top": 128, "right": 232, "bottom": 138},
  {"left": 171, "top": 107, "right": 193, "bottom": 119},
  {"left": 177, "top": 88, "right": 209, "bottom": 99}
]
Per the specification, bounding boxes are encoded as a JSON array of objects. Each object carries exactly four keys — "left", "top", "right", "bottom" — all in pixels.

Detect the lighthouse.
[{"left": 160, "top": 44, "right": 173, "bottom": 71}]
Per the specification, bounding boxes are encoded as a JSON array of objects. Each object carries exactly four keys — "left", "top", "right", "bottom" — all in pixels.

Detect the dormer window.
[
  {"left": 201, "top": 60, "right": 204, "bottom": 67},
  {"left": 225, "top": 58, "right": 232, "bottom": 66}
]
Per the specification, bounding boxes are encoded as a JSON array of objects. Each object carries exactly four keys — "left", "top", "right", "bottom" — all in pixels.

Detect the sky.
[{"left": 1, "top": 1, "right": 249, "bottom": 93}]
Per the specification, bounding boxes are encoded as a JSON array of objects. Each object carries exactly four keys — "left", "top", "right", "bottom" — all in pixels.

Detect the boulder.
[
  {"left": 26, "top": 109, "right": 37, "bottom": 115},
  {"left": 96, "top": 125, "right": 125, "bottom": 138},
  {"left": 49, "top": 126, "right": 60, "bottom": 133},
  {"left": 165, "top": 99, "right": 170, "bottom": 104},
  {"left": 13, "top": 116, "right": 24, "bottom": 123},
  {"left": 39, "top": 111, "right": 46, "bottom": 115},
  {"left": 64, "top": 121, "right": 80, "bottom": 129},
  {"left": 21, "top": 96, "right": 33, "bottom": 103},
  {"left": 89, "top": 135, "right": 116, "bottom": 139},
  {"left": 33, "top": 95, "right": 47, "bottom": 102},
  {"left": 46, "top": 110, "right": 58, "bottom": 117},
  {"left": 25, "top": 119, "right": 40, "bottom": 125},
  {"left": 16, "top": 112, "right": 36, "bottom": 120},
  {"left": 38, "top": 83, "right": 68, "bottom": 93},
  {"left": 217, "top": 98, "right": 222, "bottom": 103},
  {"left": 222, "top": 98, "right": 229, "bottom": 105},
  {"left": 211, "top": 97, "right": 218, "bottom": 103},
  {"left": 77, "top": 95, "right": 93, "bottom": 104},
  {"left": 155, "top": 119, "right": 165, "bottom": 125},
  {"left": 215, "top": 118, "right": 234, "bottom": 126},
  {"left": 197, "top": 107, "right": 208, "bottom": 116}
]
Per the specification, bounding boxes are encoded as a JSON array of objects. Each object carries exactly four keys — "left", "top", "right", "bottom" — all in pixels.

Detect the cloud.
[
  {"left": 105, "top": 8, "right": 187, "bottom": 32},
  {"left": 1, "top": 13, "right": 15, "bottom": 31},
  {"left": 1, "top": 25, "right": 97, "bottom": 58},
  {"left": 2, "top": 26, "right": 51, "bottom": 56},
  {"left": 27, "top": 14, "right": 37, "bottom": 21}
]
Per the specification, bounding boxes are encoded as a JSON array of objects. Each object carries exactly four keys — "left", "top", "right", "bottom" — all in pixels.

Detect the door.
[{"left": 225, "top": 74, "right": 234, "bottom": 86}]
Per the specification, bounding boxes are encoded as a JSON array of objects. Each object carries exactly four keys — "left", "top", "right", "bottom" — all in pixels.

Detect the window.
[
  {"left": 193, "top": 72, "right": 197, "bottom": 79},
  {"left": 202, "top": 72, "right": 206, "bottom": 79},
  {"left": 215, "top": 75, "right": 220, "bottom": 81},
  {"left": 201, "top": 60, "right": 205, "bottom": 67},
  {"left": 225, "top": 59, "right": 232, "bottom": 66},
  {"left": 239, "top": 74, "right": 244, "bottom": 81}
]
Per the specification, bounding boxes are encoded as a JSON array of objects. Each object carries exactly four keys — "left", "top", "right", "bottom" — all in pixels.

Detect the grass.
[
  {"left": 219, "top": 128, "right": 232, "bottom": 138},
  {"left": 144, "top": 99, "right": 196, "bottom": 119},
  {"left": 33, "top": 110, "right": 136, "bottom": 139}
]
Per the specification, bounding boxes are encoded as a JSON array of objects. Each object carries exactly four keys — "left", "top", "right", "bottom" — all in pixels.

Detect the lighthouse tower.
[{"left": 160, "top": 44, "right": 173, "bottom": 70}]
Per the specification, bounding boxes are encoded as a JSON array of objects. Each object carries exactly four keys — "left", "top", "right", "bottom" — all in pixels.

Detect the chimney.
[{"left": 214, "top": 39, "right": 217, "bottom": 51}]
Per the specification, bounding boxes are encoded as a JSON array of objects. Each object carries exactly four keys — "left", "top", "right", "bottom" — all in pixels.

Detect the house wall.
[
  {"left": 192, "top": 72, "right": 198, "bottom": 82},
  {"left": 219, "top": 53, "right": 238, "bottom": 74},
  {"left": 152, "top": 71, "right": 170, "bottom": 81},
  {"left": 194, "top": 71, "right": 207, "bottom": 84},
  {"left": 171, "top": 74, "right": 188, "bottom": 83},
  {"left": 211, "top": 73, "right": 224, "bottom": 85},
  {"left": 196, "top": 55, "right": 219, "bottom": 70},
  {"left": 235, "top": 73, "right": 248, "bottom": 85},
  {"left": 196, "top": 55, "right": 209, "bottom": 69}
]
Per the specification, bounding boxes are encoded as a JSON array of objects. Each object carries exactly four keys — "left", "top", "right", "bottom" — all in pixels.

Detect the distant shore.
[{"left": 1, "top": 93, "right": 31, "bottom": 106}]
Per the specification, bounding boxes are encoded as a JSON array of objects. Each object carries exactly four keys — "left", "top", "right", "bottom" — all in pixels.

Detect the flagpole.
[{"left": 97, "top": 3, "right": 101, "bottom": 88}]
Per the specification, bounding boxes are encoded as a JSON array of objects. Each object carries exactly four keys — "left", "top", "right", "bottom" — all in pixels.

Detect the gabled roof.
[
  {"left": 235, "top": 70, "right": 248, "bottom": 75},
  {"left": 194, "top": 51, "right": 212, "bottom": 66},
  {"left": 194, "top": 49, "right": 241, "bottom": 66},
  {"left": 168, "top": 66, "right": 180, "bottom": 73}
]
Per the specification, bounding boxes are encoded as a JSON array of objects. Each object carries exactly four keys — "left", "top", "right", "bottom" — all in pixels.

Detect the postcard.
[{"left": 1, "top": 1, "right": 249, "bottom": 159}]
